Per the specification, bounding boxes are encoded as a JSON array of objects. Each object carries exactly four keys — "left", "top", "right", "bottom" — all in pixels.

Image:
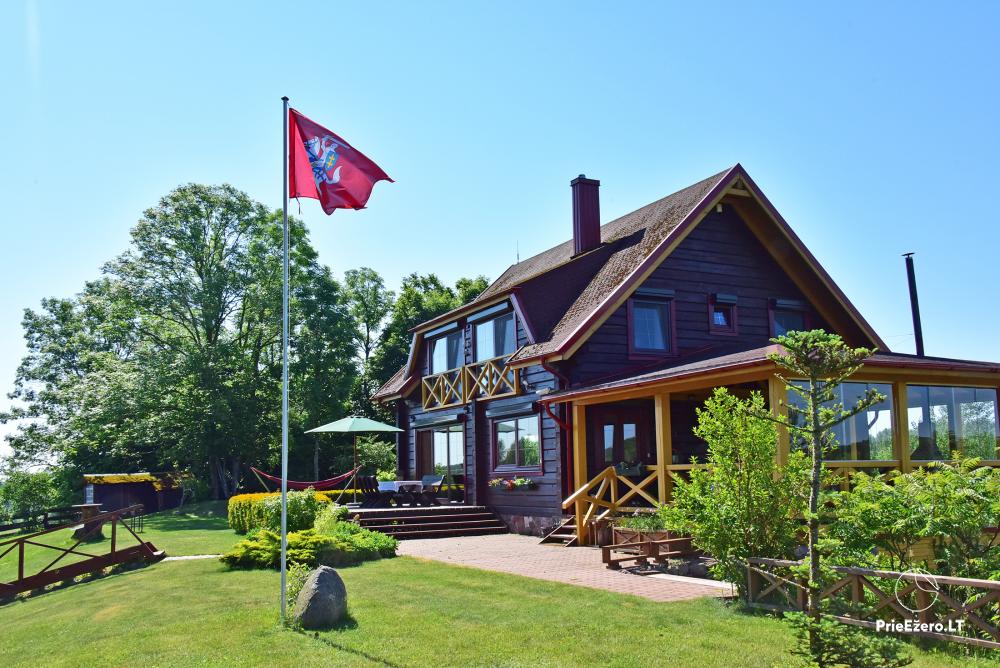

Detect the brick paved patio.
[{"left": 398, "top": 533, "right": 735, "bottom": 602}]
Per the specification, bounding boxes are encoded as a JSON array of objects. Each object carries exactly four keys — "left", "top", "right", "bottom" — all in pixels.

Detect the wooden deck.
[{"left": 351, "top": 505, "right": 508, "bottom": 540}]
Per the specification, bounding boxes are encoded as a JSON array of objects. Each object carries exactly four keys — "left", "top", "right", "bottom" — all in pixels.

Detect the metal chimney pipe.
[{"left": 903, "top": 253, "right": 925, "bottom": 356}]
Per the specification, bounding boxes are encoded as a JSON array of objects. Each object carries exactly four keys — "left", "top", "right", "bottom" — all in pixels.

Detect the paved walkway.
[{"left": 398, "top": 534, "right": 734, "bottom": 602}]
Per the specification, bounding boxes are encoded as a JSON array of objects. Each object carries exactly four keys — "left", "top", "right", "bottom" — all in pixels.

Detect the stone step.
[{"left": 386, "top": 525, "right": 509, "bottom": 540}]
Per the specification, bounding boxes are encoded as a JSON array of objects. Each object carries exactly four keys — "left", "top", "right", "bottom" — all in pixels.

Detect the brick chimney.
[{"left": 571, "top": 174, "right": 601, "bottom": 255}]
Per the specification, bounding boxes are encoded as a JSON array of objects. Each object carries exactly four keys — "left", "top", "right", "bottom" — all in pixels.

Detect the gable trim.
[{"left": 508, "top": 164, "right": 884, "bottom": 368}]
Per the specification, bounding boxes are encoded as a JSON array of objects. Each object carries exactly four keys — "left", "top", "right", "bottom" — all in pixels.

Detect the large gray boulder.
[{"left": 293, "top": 566, "right": 347, "bottom": 629}]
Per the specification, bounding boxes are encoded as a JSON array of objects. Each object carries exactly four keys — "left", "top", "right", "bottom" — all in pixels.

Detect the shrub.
[
  {"left": 616, "top": 508, "right": 670, "bottom": 532},
  {"left": 286, "top": 562, "right": 311, "bottom": 609},
  {"left": 661, "top": 388, "right": 810, "bottom": 589},
  {"left": 220, "top": 529, "right": 336, "bottom": 569},
  {"left": 227, "top": 489, "right": 326, "bottom": 534},
  {"left": 313, "top": 503, "right": 350, "bottom": 534},
  {"left": 786, "top": 613, "right": 912, "bottom": 668}
]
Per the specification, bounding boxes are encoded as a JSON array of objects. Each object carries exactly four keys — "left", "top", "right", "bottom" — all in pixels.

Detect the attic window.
[
  {"left": 770, "top": 299, "right": 807, "bottom": 337},
  {"left": 628, "top": 294, "right": 675, "bottom": 356},
  {"left": 709, "top": 294, "right": 738, "bottom": 335}
]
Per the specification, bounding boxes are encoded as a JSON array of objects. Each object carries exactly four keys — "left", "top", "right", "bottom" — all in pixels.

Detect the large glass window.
[
  {"left": 432, "top": 424, "right": 465, "bottom": 477},
  {"left": 787, "top": 381, "right": 895, "bottom": 460},
  {"left": 475, "top": 312, "right": 516, "bottom": 362},
  {"left": 429, "top": 330, "right": 463, "bottom": 374},
  {"left": 630, "top": 299, "right": 672, "bottom": 353},
  {"left": 907, "top": 386, "right": 999, "bottom": 460},
  {"left": 494, "top": 415, "right": 541, "bottom": 470}
]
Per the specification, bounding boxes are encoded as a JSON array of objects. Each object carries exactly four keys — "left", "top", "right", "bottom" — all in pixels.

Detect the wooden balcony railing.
[{"left": 421, "top": 356, "right": 519, "bottom": 410}]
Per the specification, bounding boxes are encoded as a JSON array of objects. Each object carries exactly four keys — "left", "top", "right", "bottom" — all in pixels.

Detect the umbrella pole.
[{"left": 353, "top": 434, "right": 358, "bottom": 504}]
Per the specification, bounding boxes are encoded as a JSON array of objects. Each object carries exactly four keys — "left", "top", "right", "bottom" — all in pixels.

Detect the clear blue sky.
[{"left": 2, "top": 2, "right": 998, "bottom": 456}]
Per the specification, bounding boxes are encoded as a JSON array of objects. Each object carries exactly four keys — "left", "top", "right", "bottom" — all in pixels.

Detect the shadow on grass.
[
  {"left": 292, "top": 614, "right": 404, "bottom": 668},
  {"left": 0, "top": 559, "right": 157, "bottom": 608}
]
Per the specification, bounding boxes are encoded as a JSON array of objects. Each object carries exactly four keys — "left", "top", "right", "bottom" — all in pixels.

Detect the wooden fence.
[
  {"left": 747, "top": 557, "right": 1000, "bottom": 650},
  {"left": 0, "top": 506, "right": 81, "bottom": 535},
  {"left": 0, "top": 504, "right": 163, "bottom": 598}
]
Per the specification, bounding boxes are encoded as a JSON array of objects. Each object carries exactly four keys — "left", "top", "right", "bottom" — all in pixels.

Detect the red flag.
[{"left": 288, "top": 108, "right": 392, "bottom": 214}]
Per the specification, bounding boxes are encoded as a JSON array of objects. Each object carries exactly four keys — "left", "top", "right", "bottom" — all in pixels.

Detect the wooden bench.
[{"left": 602, "top": 536, "right": 695, "bottom": 570}]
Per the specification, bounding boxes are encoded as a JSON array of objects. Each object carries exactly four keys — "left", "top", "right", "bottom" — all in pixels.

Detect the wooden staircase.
[
  {"left": 350, "top": 505, "right": 508, "bottom": 540},
  {"left": 539, "top": 516, "right": 578, "bottom": 546}
]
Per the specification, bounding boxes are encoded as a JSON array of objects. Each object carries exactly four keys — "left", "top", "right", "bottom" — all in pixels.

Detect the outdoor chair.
[
  {"left": 359, "top": 476, "right": 383, "bottom": 508},
  {"left": 418, "top": 474, "right": 445, "bottom": 506}
]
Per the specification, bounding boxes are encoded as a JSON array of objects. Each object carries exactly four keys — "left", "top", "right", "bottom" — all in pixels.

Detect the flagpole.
[{"left": 279, "top": 95, "right": 290, "bottom": 621}]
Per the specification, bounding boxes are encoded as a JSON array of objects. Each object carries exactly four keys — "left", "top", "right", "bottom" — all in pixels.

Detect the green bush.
[
  {"left": 313, "top": 503, "right": 350, "bottom": 534},
  {"left": 616, "top": 508, "right": 670, "bottom": 532},
  {"left": 220, "top": 529, "right": 335, "bottom": 569},
  {"left": 220, "top": 511, "right": 397, "bottom": 570},
  {"left": 227, "top": 489, "right": 323, "bottom": 534},
  {"left": 662, "top": 388, "right": 810, "bottom": 589},
  {"left": 786, "top": 613, "right": 912, "bottom": 668},
  {"left": 286, "top": 562, "right": 311, "bottom": 610}
]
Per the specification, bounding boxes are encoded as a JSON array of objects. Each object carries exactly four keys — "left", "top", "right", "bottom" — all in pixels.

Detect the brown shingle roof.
[{"left": 496, "top": 168, "right": 735, "bottom": 362}]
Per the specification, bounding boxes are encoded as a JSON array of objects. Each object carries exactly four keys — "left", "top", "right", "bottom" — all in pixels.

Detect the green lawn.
[
  {"left": 1, "top": 503, "right": 997, "bottom": 667},
  {"left": 0, "top": 501, "right": 237, "bottom": 584}
]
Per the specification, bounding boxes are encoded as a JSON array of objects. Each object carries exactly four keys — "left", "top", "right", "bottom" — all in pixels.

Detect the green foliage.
[
  {"left": 785, "top": 613, "right": 912, "bottom": 668},
  {"left": 662, "top": 388, "right": 810, "bottom": 589},
  {"left": 355, "top": 436, "right": 397, "bottom": 478},
  {"left": 367, "top": 273, "right": 488, "bottom": 399},
  {"left": 312, "top": 502, "right": 351, "bottom": 534},
  {"left": 220, "top": 529, "right": 335, "bottom": 569},
  {"left": 227, "top": 489, "right": 322, "bottom": 534},
  {"left": 313, "top": 502, "right": 397, "bottom": 566},
  {"left": 1, "top": 185, "right": 356, "bottom": 498},
  {"left": 827, "top": 459, "right": 1000, "bottom": 578},
  {"left": 0, "top": 469, "right": 59, "bottom": 522},
  {"left": 286, "top": 562, "right": 311, "bottom": 610},
  {"left": 616, "top": 508, "right": 670, "bottom": 532}
]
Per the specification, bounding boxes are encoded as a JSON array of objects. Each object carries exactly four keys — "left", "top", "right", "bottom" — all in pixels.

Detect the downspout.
[{"left": 542, "top": 360, "right": 574, "bottom": 500}]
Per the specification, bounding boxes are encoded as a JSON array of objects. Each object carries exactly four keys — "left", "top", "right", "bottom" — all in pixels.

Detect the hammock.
[{"left": 249, "top": 466, "right": 361, "bottom": 491}]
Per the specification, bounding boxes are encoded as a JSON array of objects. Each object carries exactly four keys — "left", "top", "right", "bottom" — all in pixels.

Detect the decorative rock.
[{"left": 292, "top": 566, "right": 347, "bottom": 629}]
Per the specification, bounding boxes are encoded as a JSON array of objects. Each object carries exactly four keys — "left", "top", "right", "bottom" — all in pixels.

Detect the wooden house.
[{"left": 373, "top": 165, "right": 1000, "bottom": 543}]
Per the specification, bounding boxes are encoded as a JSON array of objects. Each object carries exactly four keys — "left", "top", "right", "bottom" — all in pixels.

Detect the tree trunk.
[
  {"left": 209, "top": 455, "right": 222, "bottom": 500},
  {"left": 314, "top": 438, "right": 320, "bottom": 482},
  {"left": 807, "top": 376, "right": 823, "bottom": 656}
]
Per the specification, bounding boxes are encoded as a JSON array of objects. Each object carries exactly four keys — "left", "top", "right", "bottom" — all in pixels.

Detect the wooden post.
[
  {"left": 654, "top": 393, "right": 672, "bottom": 503},
  {"left": 572, "top": 401, "right": 588, "bottom": 544},
  {"left": 893, "top": 381, "right": 912, "bottom": 473},
  {"left": 769, "top": 374, "right": 790, "bottom": 466}
]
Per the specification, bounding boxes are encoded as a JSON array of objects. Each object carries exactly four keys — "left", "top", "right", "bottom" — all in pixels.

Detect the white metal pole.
[{"left": 279, "top": 95, "right": 290, "bottom": 621}]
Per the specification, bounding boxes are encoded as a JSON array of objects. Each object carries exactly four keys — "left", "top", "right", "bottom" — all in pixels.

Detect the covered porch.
[{"left": 544, "top": 346, "right": 1000, "bottom": 544}]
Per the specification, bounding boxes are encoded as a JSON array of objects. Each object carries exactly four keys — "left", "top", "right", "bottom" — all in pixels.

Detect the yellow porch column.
[
  {"left": 893, "top": 381, "right": 912, "bottom": 473},
  {"left": 768, "top": 374, "right": 790, "bottom": 466},
  {"left": 571, "top": 401, "right": 588, "bottom": 543},
  {"left": 654, "top": 393, "right": 672, "bottom": 503}
]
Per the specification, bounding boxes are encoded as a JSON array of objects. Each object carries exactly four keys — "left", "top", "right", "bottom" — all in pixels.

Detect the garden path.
[{"left": 399, "top": 534, "right": 733, "bottom": 602}]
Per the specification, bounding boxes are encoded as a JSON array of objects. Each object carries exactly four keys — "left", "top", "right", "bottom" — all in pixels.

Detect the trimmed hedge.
[
  {"left": 227, "top": 489, "right": 327, "bottom": 534},
  {"left": 219, "top": 523, "right": 397, "bottom": 569}
]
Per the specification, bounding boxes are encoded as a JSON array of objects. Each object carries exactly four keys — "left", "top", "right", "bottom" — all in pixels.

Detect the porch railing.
[
  {"left": 747, "top": 557, "right": 1000, "bottom": 650},
  {"left": 421, "top": 356, "right": 519, "bottom": 410}
]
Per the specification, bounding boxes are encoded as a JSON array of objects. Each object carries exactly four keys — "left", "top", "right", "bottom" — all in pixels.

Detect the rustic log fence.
[
  {"left": 747, "top": 557, "right": 1000, "bottom": 650},
  {"left": 0, "top": 504, "right": 163, "bottom": 598}
]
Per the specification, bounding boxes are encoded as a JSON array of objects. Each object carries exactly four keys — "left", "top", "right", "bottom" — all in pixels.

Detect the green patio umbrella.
[{"left": 306, "top": 416, "right": 402, "bottom": 501}]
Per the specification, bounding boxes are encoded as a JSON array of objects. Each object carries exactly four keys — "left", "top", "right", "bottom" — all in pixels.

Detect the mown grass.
[
  {"left": 1, "top": 502, "right": 997, "bottom": 667},
  {"left": 0, "top": 501, "right": 236, "bottom": 583},
  {"left": 0, "top": 556, "right": 995, "bottom": 667}
]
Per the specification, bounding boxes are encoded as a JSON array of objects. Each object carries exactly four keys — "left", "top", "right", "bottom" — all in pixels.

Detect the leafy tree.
[
  {"left": 3, "top": 184, "right": 357, "bottom": 498},
  {"left": 765, "top": 330, "right": 881, "bottom": 658},
  {"left": 367, "top": 273, "right": 488, "bottom": 398},
  {"left": 355, "top": 436, "right": 397, "bottom": 479},
  {"left": 663, "top": 388, "right": 810, "bottom": 590},
  {"left": 0, "top": 469, "right": 58, "bottom": 522},
  {"left": 343, "top": 268, "right": 394, "bottom": 365}
]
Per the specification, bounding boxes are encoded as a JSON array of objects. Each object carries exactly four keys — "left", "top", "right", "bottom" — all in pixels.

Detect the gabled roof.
[{"left": 374, "top": 164, "right": 887, "bottom": 401}]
